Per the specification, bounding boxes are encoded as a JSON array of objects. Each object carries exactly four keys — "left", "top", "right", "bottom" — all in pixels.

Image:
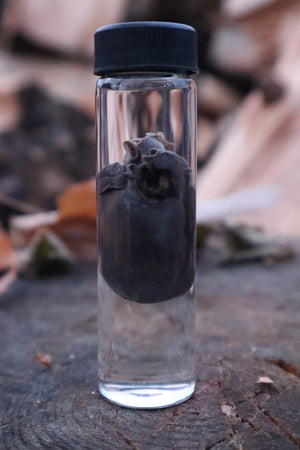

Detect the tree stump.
[{"left": 0, "top": 251, "right": 300, "bottom": 449}]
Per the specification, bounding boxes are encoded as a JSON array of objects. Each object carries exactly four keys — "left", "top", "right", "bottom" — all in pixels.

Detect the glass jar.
[{"left": 94, "top": 22, "right": 198, "bottom": 409}]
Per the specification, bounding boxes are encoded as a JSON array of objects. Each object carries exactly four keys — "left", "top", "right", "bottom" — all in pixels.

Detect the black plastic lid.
[{"left": 94, "top": 21, "right": 198, "bottom": 76}]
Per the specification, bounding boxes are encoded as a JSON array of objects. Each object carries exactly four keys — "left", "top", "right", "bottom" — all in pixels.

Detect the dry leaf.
[
  {"left": 223, "top": 0, "right": 279, "bottom": 18},
  {"left": 52, "top": 217, "right": 96, "bottom": 261},
  {"left": 0, "top": 227, "right": 18, "bottom": 295},
  {"left": 221, "top": 404, "right": 236, "bottom": 418},
  {"left": 0, "top": 227, "right": 16, "bottom": 271},
  {"left": 34, "top": 353, "right": 52, "bottom": 370},
  {"left": 10, "top": 211, "right": 59, "bottom": 248},
  {"left": 197, "top": 185, "right": 282, "bottom": 224},
  {"left": 255, "top": 375, "right": 278, "bottom": 393},
  {"left": 257, "top": 376, "right": 274, "bottom": 384},
  {"left": 9, "top": 180, "right": 97, "bottom": 261},
  {"left": 197, "top": 8, "right": 300, "bottom": 236},
  {"left": 20, "top": 229, "right": 74, "bottom": 277},
  {"left": 195, "top": 220, "right": 294, "bottom": 265},
  {"left": 57, "top": 179, "right": 96, "bottom": 221},
  {"left": 3, "top": 0, "right": 125, "bottom": 56}
]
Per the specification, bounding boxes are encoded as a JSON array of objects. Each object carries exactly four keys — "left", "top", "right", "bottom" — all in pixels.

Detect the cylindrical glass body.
[{"left": 96, "top": 73, "right": 197, "bottom": 408}]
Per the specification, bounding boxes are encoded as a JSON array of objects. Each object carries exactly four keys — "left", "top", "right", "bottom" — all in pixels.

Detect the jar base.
[{"left": 98, "top": 380, "right": 195, "bottom": 409}]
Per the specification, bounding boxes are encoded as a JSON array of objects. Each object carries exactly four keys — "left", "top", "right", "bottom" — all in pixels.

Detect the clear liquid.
[
  {"left": 98, "top": 273, "right": 195, "bottom": 408},
  {"left": 96, "top": 75, "right": 197, "bottom": 408}
]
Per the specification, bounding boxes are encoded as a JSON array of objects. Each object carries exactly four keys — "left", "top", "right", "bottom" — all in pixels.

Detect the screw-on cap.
[{"left": 94, "top": 21, "right": 198, "bottom": 76}]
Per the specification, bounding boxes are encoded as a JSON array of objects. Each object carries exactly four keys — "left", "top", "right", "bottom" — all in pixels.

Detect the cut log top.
[{"left": 0, "top": 252, "right": 300, "bottom": 449}]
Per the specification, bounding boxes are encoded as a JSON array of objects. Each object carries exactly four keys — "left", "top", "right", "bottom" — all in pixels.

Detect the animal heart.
[{"left": 97, "top": 133, "right": 195, "bottom": 303}]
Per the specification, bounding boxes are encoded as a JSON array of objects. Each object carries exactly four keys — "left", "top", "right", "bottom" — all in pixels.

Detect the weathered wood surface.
[{"left": 0, "top": 251, "right": 300, "bottom": 449}]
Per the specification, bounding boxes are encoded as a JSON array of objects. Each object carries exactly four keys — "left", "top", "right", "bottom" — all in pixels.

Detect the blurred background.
[{"left": 1, "top": 0, "right": 300, "bottom": 276}]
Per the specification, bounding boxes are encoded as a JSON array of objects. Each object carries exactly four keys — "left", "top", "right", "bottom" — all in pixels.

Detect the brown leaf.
[
  {"left": 0, "top": 227, "right": 16, "bottom": 271},
  {"left": 197, "top": 9, "right": 300, "bottom": 236},
  {"left": 52, "top": 217, "right": 96, "bottom": 261},
  {"left": 57, "top": 179, "right": 96, "bottom": 221},
  {"left": 0, "top": 227, "right": 18, "bottom": 296},
  {"left": 8, "top": 180, "right": 97, "bottom": 263},
  {"left": 34, "top": 353, "right": 52, "bottom": 370}
]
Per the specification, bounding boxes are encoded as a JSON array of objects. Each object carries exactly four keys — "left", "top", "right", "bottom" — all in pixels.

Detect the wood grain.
[{"left": 0, "top": 253, "right": 299, "bottom": 449}]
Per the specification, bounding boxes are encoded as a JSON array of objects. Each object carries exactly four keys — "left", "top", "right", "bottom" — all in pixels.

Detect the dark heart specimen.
[{"left": 97, "top": 133, "right": 195, "bottom": 303}]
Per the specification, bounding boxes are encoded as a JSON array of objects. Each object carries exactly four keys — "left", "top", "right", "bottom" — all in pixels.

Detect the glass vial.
[{"left": 94, "top": 22, "right": 198, "bottom": 409}]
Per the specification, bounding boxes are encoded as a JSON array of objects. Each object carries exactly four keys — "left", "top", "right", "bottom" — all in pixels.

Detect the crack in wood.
[
  {"left": 194, "top": 377, "right": 221, "bottom": 396},
  {"left": 255, "top": 403, "right": 300, "bottom": 448},
  {"left": 240, "top": 417, "right": 259, "bottom": 432},
  {"left": 116, "top": 431, "right": 139, "bottom": 450},
  {"left": 217, "top": 378, "right": 280, "bottom": 448},
  {"left": 205, "top": 437, "right": 229, "bottom": 449},
  {"left": 267, "top": 359, "right": 300, "bottom": 379},
  {"left": 217, "top": 381, "right": 243, "bottom": 449},
  {"left": 101, "top": 414, "right": 139, "bottom": 450},
  {"left": 1, "top": 256, "right": 299, "bottom": 448},
  {"left": 218, "top": 380, "right": 300, "bottom": 449}
]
